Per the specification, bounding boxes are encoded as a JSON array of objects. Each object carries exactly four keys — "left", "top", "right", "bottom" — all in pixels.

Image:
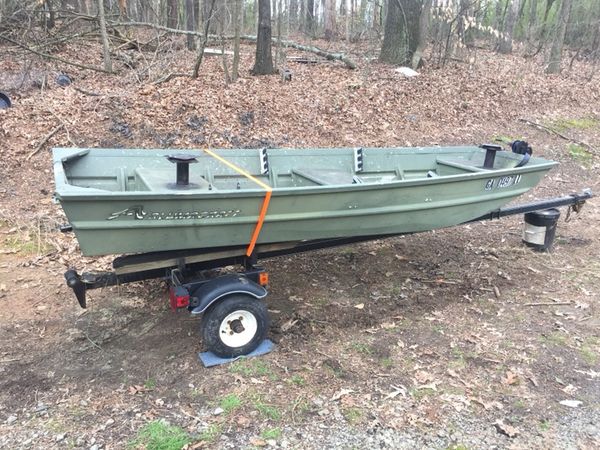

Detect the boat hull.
[{"left": 53, "top": 147, "right": 556, "bottom": 256}]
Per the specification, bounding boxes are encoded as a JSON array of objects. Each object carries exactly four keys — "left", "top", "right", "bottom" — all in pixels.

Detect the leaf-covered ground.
[{"left": 0, "top": 39, "right": 599, "bottom": 449}]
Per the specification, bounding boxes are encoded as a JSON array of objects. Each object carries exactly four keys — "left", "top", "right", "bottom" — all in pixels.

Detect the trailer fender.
[{"left": 189, "top": 274, "right": 267, "bottom": 315}]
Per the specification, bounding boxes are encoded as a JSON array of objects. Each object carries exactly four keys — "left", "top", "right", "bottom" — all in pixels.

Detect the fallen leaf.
[
  {"left": 447, "top": 369, "right": 460, "bottom": 378},
  {"left": 440, "top": 393, "right": 470, "bottom": 412},
  {"left": 494, "top": 420, "right": 519, "bottom": 438},
  {"left": 414, "top": 370, "right": 434, "bottom": 384},
  {"left": 236, "top": 415, "right": 251, "bottom": 427},
  {"left": 471, "top": 397, "right": 503, "bottom": 410},
  {"left": 502, "top": 370, "right": 519, "bottom": 385},
  {"left": 280, "top": 318, "right": 298, "bottom": 332},
  {"left": 249, "top": 437, "right": 267, "bottom": 447},
  {"left": 330, "top": 388, "right": 354, "bottom": 401},
  {"left": 561, "top": 384, "right": 578, "bottom": 395},
  {"left": 129, "top": 385, "right": 150, "bottom": 395},
  {"left": 384, "top": 385, "right": 407, "bottom": 400}
]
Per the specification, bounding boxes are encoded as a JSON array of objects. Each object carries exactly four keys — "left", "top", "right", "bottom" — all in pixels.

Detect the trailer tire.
[{"left": 201, "top": 295, "right": 269, "bottom": 358}]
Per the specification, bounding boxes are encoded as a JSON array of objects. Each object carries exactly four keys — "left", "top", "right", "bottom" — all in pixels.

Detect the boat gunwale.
[{"left": 52, "top": 147, "right": 558, "bottom": 201}]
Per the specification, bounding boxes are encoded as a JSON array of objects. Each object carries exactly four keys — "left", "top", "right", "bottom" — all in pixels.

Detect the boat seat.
[
  {"left": 291, "top": 168, "right": 361, "bottom": 185},
  {"left": 436, "top": 157, "right": 487, "bottom": 172},
  {"left": 135, "top": 168, "right": 213, "bottom": 191}
]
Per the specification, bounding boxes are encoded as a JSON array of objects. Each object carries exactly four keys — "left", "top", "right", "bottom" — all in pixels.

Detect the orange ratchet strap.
[{"left": 203, "top": 149, "right": 272, "bottom": 257}]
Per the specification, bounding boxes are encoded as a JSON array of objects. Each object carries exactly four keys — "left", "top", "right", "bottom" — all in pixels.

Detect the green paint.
[{"left": 53, "top": 147, "right": 557, "bottom": 256}]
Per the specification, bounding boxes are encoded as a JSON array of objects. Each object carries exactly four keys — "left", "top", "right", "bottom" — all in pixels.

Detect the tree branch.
[
  {"left": 0, "top": 35, "right": 112, "bottom": 74},
  {"left": 519, "top": 118, "right": 599, "bottom": 156}
]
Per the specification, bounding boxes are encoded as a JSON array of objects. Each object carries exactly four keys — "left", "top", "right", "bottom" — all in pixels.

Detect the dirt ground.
[{"left": 0, "top": 39, "right": 599, "bottom": 449}]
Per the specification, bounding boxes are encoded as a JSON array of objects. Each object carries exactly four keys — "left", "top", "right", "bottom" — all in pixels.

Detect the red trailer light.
[{"left": 169, "top": 286, "right": 190, "bottom": 310}]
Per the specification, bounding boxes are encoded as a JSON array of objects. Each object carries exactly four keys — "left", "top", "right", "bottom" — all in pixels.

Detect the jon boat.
[
  {"left": 54, "top": 145, "right": 598, "bottom": 358},
  {"left": 53, "top": 145, "right": 558, "bottom": 257}
]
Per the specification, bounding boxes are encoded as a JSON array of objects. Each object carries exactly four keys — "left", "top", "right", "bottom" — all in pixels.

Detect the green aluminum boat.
[{"left": 53, "top": 145, "right": 557, "bottom": 257}]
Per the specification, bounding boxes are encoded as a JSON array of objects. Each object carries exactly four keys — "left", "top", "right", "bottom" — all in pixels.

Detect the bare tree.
[
  {"left": 167, "top": 0, "right": 178, "bottom": 28},
  {"left": 380, "top": 0, "right": 422, "bottom": 65},
  {"left": 186, "top": 0, "right": 196, "bottom": 50},
  {"left": 232, "top": 0, "right": 242, "bottom": 81},
  {"left": 546, "top": 0, "right": 573, "bottom": 73},
  {"left": 411, "top": 0, "right": 432, "bottom": 69},
  {"left": 192, "top": 0, "right": 217, "bottom": 78},
  {"left": 289, "top": 0, "right": 298, "bottom": 28},
  {"left": 324, "top": 0, "right": 336, "bottom": 40},
  {"left": 529, "top": 0, "right": 558, "bottom": 56},
  {"left": 306, "top": 0, "right": 315, "bottom": 35},
  {"left": 498, "top": 0, "right": 522, "bottom": 54},
  {"left": 118, "top": 0, "right": 127, "bottom": 19},
  {"left": 97, "top": 0, "right": 112, "bottom": 72},
  {"left": 527, "top": 0, "right": 539, "bottom": 43},
  {"left": 253, "top": 0, "right": 274, "bottom": 74}
]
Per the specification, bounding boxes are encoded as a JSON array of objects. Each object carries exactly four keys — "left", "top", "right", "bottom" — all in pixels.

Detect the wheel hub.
[{"left": 219, "top": 310, "right": 258, "bottom": 348}]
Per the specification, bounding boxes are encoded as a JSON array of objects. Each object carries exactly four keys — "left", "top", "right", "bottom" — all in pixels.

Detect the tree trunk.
[
  {"left": 167, "top": 0, "right": 178, "bottom": 28},
  {"left": 232, "top": 0, "right": 242, "bottom": 80},
  {"left": 494, "top": 0, "right": 507, "bottom": 34},
  {"left": 324, "top": 0, "right": 336, "bottom": 40},
  {"left": 458, "top": 0, "right": 474, "bottom": 47},
  {"left": 498, "top": 0, "right": 522, "bottom": 54},
  {"left": 118, "top": 0, "right": 127, "bottom": 18},
  {"left": 373, "top": 0, "right": 381, "bottom": 33},
  {"left": 253, "top": 0, "right": 274, "bottom": 74},
  {"left": 97, "top": 0, "right": 112, "bottom": 72},
  {"left": 411, "top": 0, "right": 432, "bottom": 69},
  {"left": 306, "top": 0, "right": 314, "bottom": 35},
  {"left": 527, "top": 0, "right": 538, "bottom": 42},
  {"left": 275, "top": 0, "right": 282, "bottom": 67},
  {"left": 290, "top": 0, "right": 298, "bottom": 26},
  {"left": 192, "top": 0, "right": 217, "bottom": 78},
  {"left": 345, "top": 0, "right": 351, "bottom": 42},
  {"left": 359, "top": 0, "right": 367, "bottom": 28},
  {"left": 380, "top": 0, "right": 421, "bottom": 66},
  {"left": 546, "top": 0, "right": 573, "bottom": 73},
  {"left": 186, "top": 0, "right": 196, "bottom": 50}
]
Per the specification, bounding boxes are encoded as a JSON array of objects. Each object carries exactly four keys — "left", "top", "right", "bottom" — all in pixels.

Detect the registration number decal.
[{"left": 485, "top": 175, "right": 522, "bottom": 191}]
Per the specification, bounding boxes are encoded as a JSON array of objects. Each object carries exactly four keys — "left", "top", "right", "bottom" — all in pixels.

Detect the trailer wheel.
[{"left": 201, "top": 295, "right": 269, "bottom": 358}]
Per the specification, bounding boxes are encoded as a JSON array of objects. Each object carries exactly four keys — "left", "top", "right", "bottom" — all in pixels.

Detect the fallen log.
[
  {"left": 240, "top": 35, "right": 357, "bottom": 70},
  {"left": 108, "top": 21, "right": 357, "bottom": 70}
]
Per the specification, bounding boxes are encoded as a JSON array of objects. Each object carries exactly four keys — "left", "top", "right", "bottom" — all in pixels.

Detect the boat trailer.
[{"left": 63, "top": 189, "right": 592, "bottom": 358}]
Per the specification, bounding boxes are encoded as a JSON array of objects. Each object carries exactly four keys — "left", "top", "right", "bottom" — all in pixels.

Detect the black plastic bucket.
[
  {"left": 522, "top": 208, "right": 561, "bottom": 251},
  {"left": 0, "top": 92, "right": 11, "bottom": 109}
]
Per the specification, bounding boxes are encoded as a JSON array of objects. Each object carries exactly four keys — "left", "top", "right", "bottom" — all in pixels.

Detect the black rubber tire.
[{"left": 201, "top": 295, "right": 269, "bottom": 358}]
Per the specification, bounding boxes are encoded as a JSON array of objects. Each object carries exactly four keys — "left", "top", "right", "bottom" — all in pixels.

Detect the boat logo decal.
[
  {"left": 485, "top": 174, "right": 522, "bottom": 191},
  {"left": 107, "top": 205, "right": 241, "bottom": 221}
]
